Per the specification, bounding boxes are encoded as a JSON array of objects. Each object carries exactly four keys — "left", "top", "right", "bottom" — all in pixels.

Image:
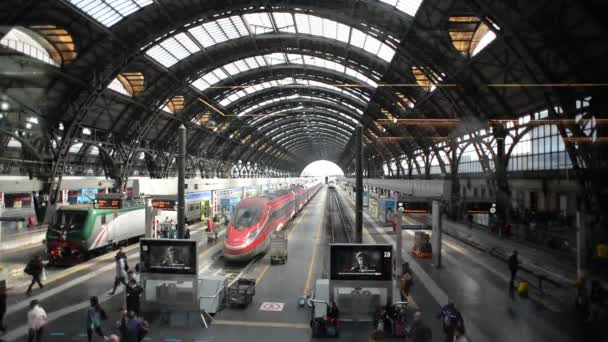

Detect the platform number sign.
[{"left": 384, "top": 251, "right": 391, "bottom": 258}]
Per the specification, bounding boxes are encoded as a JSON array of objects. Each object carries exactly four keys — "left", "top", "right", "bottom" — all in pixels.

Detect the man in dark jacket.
[
  {"left": 410, "top": 311, "right": 432, "bottom": 342},
  {"left": 508, "top": 250, "right": 519, "bottom": 298},
  {"left": 126, "top": 279, "right": 143, "bottom": 316},
  {"left": 437, "top": 302, "right": 464, "bottom": 342},
  {"left": 0, "top": 279, "right": 6, "bottom": 334},
  {"left": 25, "top": 256, "right": 44, "bottom": 296},
  {"left": 119, "top": 310, "right": 148, "bottom": 342}
]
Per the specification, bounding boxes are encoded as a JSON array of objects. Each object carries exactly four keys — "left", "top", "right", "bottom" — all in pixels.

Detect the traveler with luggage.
[
  {"left": 25, "top": 256, "right": 45, "bottom": 296},
  {"left": 437, "top": 302, "right": 465, "bottom": 342}
]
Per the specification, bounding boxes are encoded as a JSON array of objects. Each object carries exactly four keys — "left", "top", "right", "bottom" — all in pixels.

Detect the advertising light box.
[
  {"left": 330, "top": 244, "right": 393, "bottom": 281},
  {"left": 140, "top": 239, "right": 197, "bottom": 275}
]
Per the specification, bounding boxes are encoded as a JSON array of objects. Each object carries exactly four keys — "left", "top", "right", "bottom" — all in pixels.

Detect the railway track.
[{"left": 327, "top": 188, "right": 352, "bottom": 243}]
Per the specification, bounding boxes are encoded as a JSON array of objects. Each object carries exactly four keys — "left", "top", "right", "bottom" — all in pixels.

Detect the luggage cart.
[
  {"left": 226, "top": 278, "right": 255, "bottom": 308},
  {"left": 269, "top": 230, "right": 288, "bottom": 264}
]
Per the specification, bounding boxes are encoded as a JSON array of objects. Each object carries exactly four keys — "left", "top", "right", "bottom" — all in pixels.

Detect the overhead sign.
[
  {"left": 398, "top": 201, "right": 431, "bottom": 214},
  {"left": 151, "top": 199, "right": 177, "bottom": 210},
  {"left": 259, "top": 302, "right": 285, "bottom": 312},
  {"left": 464, "top": 202, "right": 495, "bottom": 214},
  {"left": 96, "top": 199, "right": 122, "bottom": 209}
]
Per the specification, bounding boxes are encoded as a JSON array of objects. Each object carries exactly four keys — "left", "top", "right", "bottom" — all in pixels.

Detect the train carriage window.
[
  {"left": 232, "top": 207, "right": 264, "bottom": 230},
  {"left": 51, "top": 210, "right": 88, "bottom": 231},
  {"left": 101, "top": 214, "right": 106, "bottom": 225}
]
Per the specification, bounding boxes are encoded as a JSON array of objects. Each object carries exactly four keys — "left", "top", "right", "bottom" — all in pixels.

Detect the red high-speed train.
[{"left": 223, "top": 182, "right": 322, "bottom": 261}]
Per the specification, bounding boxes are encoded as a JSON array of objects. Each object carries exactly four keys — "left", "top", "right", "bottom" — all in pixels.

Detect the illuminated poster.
[
  {"left": 140, "top": 239, "right": 197, "bottom": 275},
  {"left": 330, "top": 244, "right": 392, "bottom": 281}
]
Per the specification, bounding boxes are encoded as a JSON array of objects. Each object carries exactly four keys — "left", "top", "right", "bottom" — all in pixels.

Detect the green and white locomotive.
[{"left": 46, "top": 194, "right": 145, "bottom": 265}]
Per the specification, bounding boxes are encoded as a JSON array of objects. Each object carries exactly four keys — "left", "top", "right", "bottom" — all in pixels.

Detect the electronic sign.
[
  {"left": 398, "top": 201, "right": 431, "bottom": 213},
  {"left": 330, "top": 244, "right": 393, "bottom": 281},
  {"left": 140, "top": 239, "right": 197, "bottom": 275},
  {"left": 96, "top": 199, "right": 122, "bottom": 209},
  {"left": 464, "top": 202, "right": 495, "bottom": 214},
  {"left": 151, "top": 199, "right": 177, "bottom": 211}
]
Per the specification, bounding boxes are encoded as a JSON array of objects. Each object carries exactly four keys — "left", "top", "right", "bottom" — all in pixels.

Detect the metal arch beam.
[
  {"left": 281, "top": 134, "right": 350, "bottom": 152},
  {"left": 205, "top": 67, "right": 374, "bottom": 101},
  {"left": 273, "top": 126, "right": 352, "bottom": 147},
  {"left": 224, "top": 85, "right": 368, "bottom": 114},
  {"left": 251, "top": 114, "right": 356, "bottom": 138},
  {"left": 276, "top": 128, "right": 351, "bottom": 150}
]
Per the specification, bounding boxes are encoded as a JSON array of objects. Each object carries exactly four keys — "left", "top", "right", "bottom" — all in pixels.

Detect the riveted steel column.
[
  {"left": 355, "top": 125, "right": 363, "bottom": 243},
  {"left": 177, "top": 124, "right": 186, "bottom": 239}
]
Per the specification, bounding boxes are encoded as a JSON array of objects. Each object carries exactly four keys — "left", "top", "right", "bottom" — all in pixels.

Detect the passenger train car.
[
  {"left": 45, "top": 198, "right": 145, "bottom": 265},
  {"left": 223, "top": 182, "right": 322, "bottom": 261}
]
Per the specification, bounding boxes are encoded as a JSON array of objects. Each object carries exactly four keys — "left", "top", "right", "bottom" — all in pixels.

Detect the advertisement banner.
[
  {"left": 330, "top": 244, "right": 393, "bottom": 281},
  {"left": 140, "top": 239, "right": 197, "bottom": 275}
]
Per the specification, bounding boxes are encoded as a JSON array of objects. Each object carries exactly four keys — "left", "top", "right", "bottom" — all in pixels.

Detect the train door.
[{"left": 200, "top": 199, "right": 211, "bottom": 221}]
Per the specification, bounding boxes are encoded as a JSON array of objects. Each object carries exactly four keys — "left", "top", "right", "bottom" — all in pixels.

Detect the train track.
[{"left": 328, "top": 188, "right": 352, "bottom": 243}]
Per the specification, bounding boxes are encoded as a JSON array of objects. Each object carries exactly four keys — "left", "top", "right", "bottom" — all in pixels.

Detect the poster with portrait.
[
  {"left": 140, "top": 239, "right": 197, "bottom": 275},
  {"left": 330, "top": 244, "right": 393, "bottom": 281}
]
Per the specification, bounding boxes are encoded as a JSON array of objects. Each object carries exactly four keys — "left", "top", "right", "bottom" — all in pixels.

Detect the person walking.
[
  {"left": 110, "top": 254, "right": 128, "bottom": 295},
  {"left": 126, "top": 279, "right": 143, "bottom": 316},
  {"left": 454, "top": 326, "right": 469, "bottom": 342},
  {"left": 86, "top": 296, "right": 107, "bottom": 342},
  {"left": 119, "top": 310, "right": 148, "bottom": 342},
  {"left": 409, "top": 311, "right": 432, "bottom": 342},
  {"left": 0, "top": 280, "right": 6, "bottom": 334},
  {"left": 508, "top": 250, "right": 519, "bottom": 298},
  {"left": 27, "top": 300, "right": 47, "bottom": 342},
  {"left": 400, "top": 262, "right": 414, "bottom": 302},
  {"left": 437, "top": 302, "right": 464, "bottom": 342},
  {"left": 25, "top": 256, "right": 44, "bottom": 296}
]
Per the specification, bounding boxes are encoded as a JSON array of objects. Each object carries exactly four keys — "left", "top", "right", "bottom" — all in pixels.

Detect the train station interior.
[{"left": 0, "top": 1, "right": 607, "bottom": 341}]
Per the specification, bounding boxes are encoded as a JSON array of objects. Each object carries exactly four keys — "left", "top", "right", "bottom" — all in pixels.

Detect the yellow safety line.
[
  {"left": 303, "top": 194, "right": 325, "bottom": 296},
  {"left": 255, "top": 265, "right": 270, "bottom": 286},
  {"left": 213, "top": 320, "right": 309, "bottom": 329}
]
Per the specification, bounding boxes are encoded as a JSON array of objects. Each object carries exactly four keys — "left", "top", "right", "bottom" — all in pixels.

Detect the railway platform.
[{"left": 337, "top": 186, "right": 582, "bottom": 342}]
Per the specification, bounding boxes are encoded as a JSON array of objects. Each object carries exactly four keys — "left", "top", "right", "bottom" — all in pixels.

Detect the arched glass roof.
[
  {"left": 145, "top": 12, "right": 397, "bottom": 68},
  {"left": 192, "top": 53, "right": 379, "bottom": 94},
  {"left": 67, "top": 1, "right": 423, "bottom": 28},
  {"left": 249, "top": 106, "right": 360, "bottom": 126},
  {"left": 235, "top": 94, "right": 364, "bottom": 117},
  {"left": 67, "top": 0, "right": 153, "bottom": 27},
  {"left": 217, "top": 77, "right": 371, "bottom": 107}
]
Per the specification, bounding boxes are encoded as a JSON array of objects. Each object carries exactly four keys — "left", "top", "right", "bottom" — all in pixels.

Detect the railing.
[{"left": 0, "top": 38, "right": 59, "bottom": 66}]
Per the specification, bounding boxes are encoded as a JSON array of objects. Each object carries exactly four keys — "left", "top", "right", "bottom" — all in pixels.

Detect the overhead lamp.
[
  {"left": 26, "top": 123, "right": 32, "bottom": 129},
  {"left": 0, "top": 102, "right": 9, "bottom": 111}
]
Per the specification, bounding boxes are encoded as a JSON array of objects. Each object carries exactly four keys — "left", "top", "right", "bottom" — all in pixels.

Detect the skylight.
[
  {"left": 0, "top": 28, "right": 59, "bottom": 66},
  {"left": 217, "top": 78, "right": 369, "bottom": 107},
  {"left": 145, "top": 12, "right": 397, "bottom": 68},
  {"left": 192, "top": 53, "right": 378, "bottom": 93},
  {"left": 378, "top": 0, "right": 424, "bottom": 17},
  {"left": 471, "top": 30, "right": 497, "bottom": 56},
  {"left": 67, "top": 0, "right": 153, "bottom": 27},
  {"left": 236, "top": 94, "right": 363, "bottom": 117}
]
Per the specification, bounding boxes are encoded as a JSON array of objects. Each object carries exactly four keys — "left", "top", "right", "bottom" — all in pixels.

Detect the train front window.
[
  {"left": 51, "top": 211, "right": 87, "bottom": 231},
  {"left": 232, "top": 207, "right": 263, "bottom": 230}
]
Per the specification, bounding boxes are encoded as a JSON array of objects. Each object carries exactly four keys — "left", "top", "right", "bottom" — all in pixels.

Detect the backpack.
[{"left": 24, "top": 263, "right": 34, "bottom": 276}]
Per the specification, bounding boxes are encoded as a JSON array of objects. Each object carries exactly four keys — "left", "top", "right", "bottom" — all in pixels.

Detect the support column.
[
  {"left": 394, "top": 193, "right": 402, "bottom": 279},
  {"left": 576, "top": 211, "right": 587, "bottom": 279},
  {"left": 492, "top": 124, "right": 510, "bottom": 236},
  {"left": 449, "top": 140, "right": 461, "bottom": 220},
  {"left": 432, "top": 200, "right": 442, "bottom": 268},
  {"left": 355, "top": 125, "right": 363, "bottom": 243},
  {"left": 177, "top": 124, "right": 186, "bottom": 239}
]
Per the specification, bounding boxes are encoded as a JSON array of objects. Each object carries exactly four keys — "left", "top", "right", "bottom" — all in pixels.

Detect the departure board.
[
  {"left": 151, "top": 199, "right": 177, "bottom": 210},
  {"left": 398, "top": 201, "right": 431, "bottom": 213},
  {"left": 97, "top": 199, "right": 122, "bottom": 209}
]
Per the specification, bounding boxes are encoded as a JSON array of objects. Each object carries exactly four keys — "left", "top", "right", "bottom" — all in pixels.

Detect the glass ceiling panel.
[
  {"left": 378, "top": 0, "right": 424, "bottom": 17},
  {"left": 191, "top": 53, "right": 378, "bottom": 92},
  {"left": 217, "top": 78, "right": 367, "bottom": 107},
  {"left": 67, "top": 0, "right": 153, "bottom": 27},
  {"left": 146, "top": 12, "right": 396, "bottom": 68},
  {"left": 236, "top": 94, "right": 363, "bottom": 117}
]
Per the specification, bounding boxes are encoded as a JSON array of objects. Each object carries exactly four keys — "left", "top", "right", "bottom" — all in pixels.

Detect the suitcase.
[
  {"left": 394, "top": 318, "right": 407, "bottom": 337},
  {"left": 518, "top": 280, "right": 529, "bottom": 297}
]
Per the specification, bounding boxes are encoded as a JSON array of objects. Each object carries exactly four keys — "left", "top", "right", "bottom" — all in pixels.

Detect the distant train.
[
  {"left": 328, "top": 179, "right": 337, "bottom": 189},
  {"left": 45, "top": 198, "right": 145, "bottom": 265},
  {"left": 223, "top": 182, "right": 322, "bottom": 261}
]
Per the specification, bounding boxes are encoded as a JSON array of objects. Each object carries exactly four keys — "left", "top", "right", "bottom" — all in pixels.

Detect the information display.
[
  {"left": 397, "top": 201, "right": 431, "bottom": 213},
  {"left": 97, "top": 199, "right": 122, "bottom": 209},
  {"left": 140, "top": 239, "right": 197, "bottom": 275},
  {"left": 330, "top": 244, "right": 392, "bottom": 281},
  {"left": 151, "top": 199, "right": 177, "bottom": 210},
  {"left": 464, "top": 202, "right": 495, "bottom": 214}
]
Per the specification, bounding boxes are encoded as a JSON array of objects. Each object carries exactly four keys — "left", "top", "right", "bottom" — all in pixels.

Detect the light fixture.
[{"left": 0, "top": 102, "right": 9, "bottom": 111}]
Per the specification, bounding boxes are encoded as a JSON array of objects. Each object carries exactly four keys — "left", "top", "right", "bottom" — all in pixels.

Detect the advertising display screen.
[
  {"left": 140, "top": 239, "right": 197, "bottom": 275},
  {"left": 330, "top": 244, "right": 393, "bottom": 281}
]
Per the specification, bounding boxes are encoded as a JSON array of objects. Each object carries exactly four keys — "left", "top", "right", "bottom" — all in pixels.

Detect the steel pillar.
[
  {"left": 177, "top": 124, "right": 186, "bottom": 239},
  {"left": 355, "top": 125, "right": 363, "bottom": 243}
]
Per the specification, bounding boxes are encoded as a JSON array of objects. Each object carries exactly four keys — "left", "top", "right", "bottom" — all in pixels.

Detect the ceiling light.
[{"left": 0, "top": 102, "right": 9, "bottom": 111}]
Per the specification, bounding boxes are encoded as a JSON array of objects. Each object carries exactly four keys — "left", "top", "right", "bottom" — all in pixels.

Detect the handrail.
[{"left": 0, "top": 38, "right": 59, "bottom": 66}]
